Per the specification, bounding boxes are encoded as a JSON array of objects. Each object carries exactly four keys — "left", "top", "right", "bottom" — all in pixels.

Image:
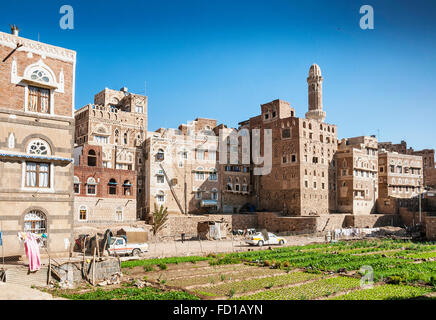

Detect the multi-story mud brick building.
[
  {"left": 241, "top": 64, "right": 338, "bottom": 215},
  {"left": 336, "top": 136, "right": 379, "bottom": 215},
  {"left": 145, "top": 118, "right": 220, "bottom": 216},
  {"left": 214, "top": 124, "right": 252, "bottom": 214},
  {"left": 0, "top": 27, "right": 76, "bottom": 257},
  {"left": 73, "top": 87, "right": 147, "bottom": 223},
  {"left": 378, "top": 151, "right": 423, "bottom": 200},
  {"left": 379, "top": 140, "right": 435, "bottom": 189},
  {"left": 73, "top": 144, "right": 137, "bottom": 227}
]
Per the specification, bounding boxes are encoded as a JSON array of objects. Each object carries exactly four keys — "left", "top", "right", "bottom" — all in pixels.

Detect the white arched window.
[
  {"left": 86, "top": 177, "right": 97, "bottom": 195},
  {"left": 30, "top": 69, "right": 51, "bottom": 83},
  {"left": 209, "top": 168, "right": 217, "bottom": 181},
  {"left": 196, "top": 188, "right": 202, "bottom": 200},
  {"left": 74, "top": 176, "right": 80, "bottom": 194},
  {"left": 115, "top": 207, "right": 123, "bottom": 222},
  {"left": 195, "top": 167, "right": 205, "bottom": 180},
  {"left": 24, "top": 209, "right": 47, "bottom": 246},
  {"left": 211, "top": 188, "right": 218, "bottom": 200},
  {"left": 21, "top": 60, "right": 60, "bottom": 114},
  {"left": 157, "top": 149, "right": 165, "bottom": 161},
  {"left": 23, "top": 139, "right": 52, "bottom": 190},
  {"left": 156, "top": 190, "right": 165, "bottom": 203},
  {"left": 79, "top": 206, "right": 88, "bottom": 221},
  {"left": 27, "top": 139, "right": 51, "bottom": 155}
]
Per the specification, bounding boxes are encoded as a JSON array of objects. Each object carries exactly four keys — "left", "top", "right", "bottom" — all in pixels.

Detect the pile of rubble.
[
  {"left": 366, "top": 226, "right": 408, "bottom": 238},
  {"left": 96, "top": 272, "right": 123, "bottom": 287}
]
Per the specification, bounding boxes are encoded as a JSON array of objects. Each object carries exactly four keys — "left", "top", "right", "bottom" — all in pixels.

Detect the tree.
[{"left": 152, "top": 203, "right": 169, "bottom": 235}]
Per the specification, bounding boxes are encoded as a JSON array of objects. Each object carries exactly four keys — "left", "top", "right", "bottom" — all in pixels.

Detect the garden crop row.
[
  {"left": 166, "top": 267, "right": 286, "bottom": 287},
  {"left": 121, "top": 255, "right": 209, "bottom": 269},
  {"left": 147, "top": 264, "right": 253, "bottom": 281},
  {"left": 233, "top": 276, "right": 361, "bottom": 300},
  {"left": 58, "top": 287, "right": 200, "bottom": 300},
  {"left": 330, "top": 284, "right": 434, "bottom": 300},
  {"left": 194, "top": 271, "right": 323, "bottom": 298}
]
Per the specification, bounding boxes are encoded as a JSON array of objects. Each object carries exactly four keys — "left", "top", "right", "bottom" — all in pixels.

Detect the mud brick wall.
[
  {"left": 316, "top": 215, "right": 348, "bottom": 231},
  {"left": 425, "top": 217, "right": 436, "bottom": 240},
  {"left": 257, "top": 212, "right": 317, "bottom": 234},
  {"left": 159, "top": 214, "right": 258, "bottom": 238},
  {"left": 399, "top": 208, "right": 428, "bottom": 228},
  {"left": 376, "top": 198, "right": 398, "bottom": 214},
  {"left": 344, "top": 214, "right": 401, "bottom": 228}
]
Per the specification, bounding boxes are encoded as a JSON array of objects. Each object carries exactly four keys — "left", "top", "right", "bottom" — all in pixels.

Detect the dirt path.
[
  {"left": 123, "top": 235, "right": 325, "bottom": 261},
  {"left": 0, "top": 282, "right": 65, "bottom": 300}
]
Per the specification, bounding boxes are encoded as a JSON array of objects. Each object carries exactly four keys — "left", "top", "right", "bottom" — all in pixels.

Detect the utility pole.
[{"left": 418, "top": 179, "right": 422, "bottom": 224}]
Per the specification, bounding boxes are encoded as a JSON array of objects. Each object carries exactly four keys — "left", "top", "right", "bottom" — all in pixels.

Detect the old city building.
[
  {"left": 241, "top": 64, "right": 338, "bottom": 216},
  {"left": 0, "top": 21, "right": 434, "bottom": 250},
  {"left": 215, "top": 124, "right": 252, "bottom": 213},
  {"left": 378, "top": 151, "right": 423, "bottom": 200},
  {"left": 336, "top": 136, "right": 379, "bottom": 215},
  {"left": 0, "top": 27, "right": 76, "bottom": 256},
  {"left": 144, "top": 118, "right": 220, "bottom": 216},
  {"left": 73, "top": 144, "right": 137, "bottom": 226},
  {"left": 379, "top": 140, "right": 435, "bottom": 188},
  {"left": 74, "top": 88, "right": 147, "bottom": 220}
]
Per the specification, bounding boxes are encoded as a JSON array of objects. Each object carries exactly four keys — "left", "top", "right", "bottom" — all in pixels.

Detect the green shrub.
[
  {"left": 158, "top": 263, "right": 168, "bottom": 270},
  {"left": 144, "top": 265, "right": 155, "bottom": 272}
]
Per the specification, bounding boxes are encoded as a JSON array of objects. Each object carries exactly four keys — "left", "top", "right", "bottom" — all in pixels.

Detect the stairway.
[{"left": 3, "top": 265, "right": 49, "bottom": 287}]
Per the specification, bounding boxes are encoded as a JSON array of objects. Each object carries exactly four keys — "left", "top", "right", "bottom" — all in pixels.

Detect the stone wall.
[
  {"left": 345, "top": 214, "right": 401, "bottom": 228},
  {"left": 257, "top": 212, "right": 317, "bottom": 234},
  {"left": 158, "top": 212, "right": 406, "bottom": 238},
  {"left": 158, "top": 214, "right": 258, "bottom": 238},
  {"left": 316, "top": 214, "right": 348, "bottom": 230},
  {"left": 53, "top": 257, "right": 121, "bottom": 284}
]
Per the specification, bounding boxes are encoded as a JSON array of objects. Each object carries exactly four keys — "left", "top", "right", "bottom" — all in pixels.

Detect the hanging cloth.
[{"left": 24, "top": 233, "right": 41, "bottom": 272}]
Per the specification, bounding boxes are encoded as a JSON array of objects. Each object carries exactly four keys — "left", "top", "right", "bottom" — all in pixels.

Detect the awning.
[
  {"left": 123, "top": 183, "right": 132, "bottom": 187},
  {"left": 108, "top": 182, "right": 118, "bottom": 185},
  {"left": 201, "top": 200, "right": 218, "bottom": 207},
  {"left": 0, "top": 152, "right": 73, "bottom": 163}
]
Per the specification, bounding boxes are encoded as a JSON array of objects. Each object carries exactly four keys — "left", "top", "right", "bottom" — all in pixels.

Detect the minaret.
[{"left": 305, "top": 64, "right": 326, "bottom": 122}]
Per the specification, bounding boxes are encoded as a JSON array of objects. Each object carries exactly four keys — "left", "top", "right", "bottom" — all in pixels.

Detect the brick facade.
[
  {"left": 242, "top": 65, "right": 338, "bottom": 216},
  {"left": 73, "top": 144, "right": 137, "bottom": 225},
  {"left": 0, "top": 28, "right": 76, "bottom": 257},
  {"left": 336, "top": 136, "right": 378, "bottom": 215},
  {"left": 145, "top": 118, "right": 220, "bottom": 216},
  {"left": 379, "top": 140, "right": 435, "bottom": 188}
]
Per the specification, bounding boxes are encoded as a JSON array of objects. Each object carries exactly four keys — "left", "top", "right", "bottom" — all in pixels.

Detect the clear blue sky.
[{"left": 1, "top": 0, "right": 435, "bottom": 151}]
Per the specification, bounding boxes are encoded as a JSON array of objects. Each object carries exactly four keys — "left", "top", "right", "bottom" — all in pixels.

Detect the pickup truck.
[{"left": 107, "top": 236, "right": 149, "bottom": 256}]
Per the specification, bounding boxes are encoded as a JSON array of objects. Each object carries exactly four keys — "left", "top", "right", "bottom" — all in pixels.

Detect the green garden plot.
[
  {"left": 233, "top": 277, "right": 361, "bottom": 300},
  {"left": 193, "top": 271, "right": 324, "bottom": 298},
  {"left": 58, "top": 287, "right": 200, "bottom": 300},
  {"left": 167, "top": 267, "right": 286, "bottom": 288},
  {"left": 330, "top": 284, "right": 434, "bottom": 300},
  {"left": 147, "top": 264, "right": 254, "bottom": 282}
]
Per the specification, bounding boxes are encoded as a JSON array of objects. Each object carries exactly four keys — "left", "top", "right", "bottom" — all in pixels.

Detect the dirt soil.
[{"left": 0, "top": 282, "right": 65, "bottom": 300}]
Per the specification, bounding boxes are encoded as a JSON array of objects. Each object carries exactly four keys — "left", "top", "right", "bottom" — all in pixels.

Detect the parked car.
[
  {"left": 107, "top": 236, "right": 149, "bottom": 256},
  {"left": 245, "top": 232, "right": 287, "bottom": 247}
]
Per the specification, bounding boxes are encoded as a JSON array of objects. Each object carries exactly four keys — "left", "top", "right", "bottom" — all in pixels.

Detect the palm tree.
[{"left": 152, "top": 203, "right": 169, "bottom": 235}]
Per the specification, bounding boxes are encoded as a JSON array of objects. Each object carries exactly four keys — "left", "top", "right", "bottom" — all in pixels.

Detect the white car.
[
  {"left": 107, "top": 236, "right": 149, "bottom": 256},
  {"left": 245, "top": 232, "right": 287, "bottom": 247}
]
